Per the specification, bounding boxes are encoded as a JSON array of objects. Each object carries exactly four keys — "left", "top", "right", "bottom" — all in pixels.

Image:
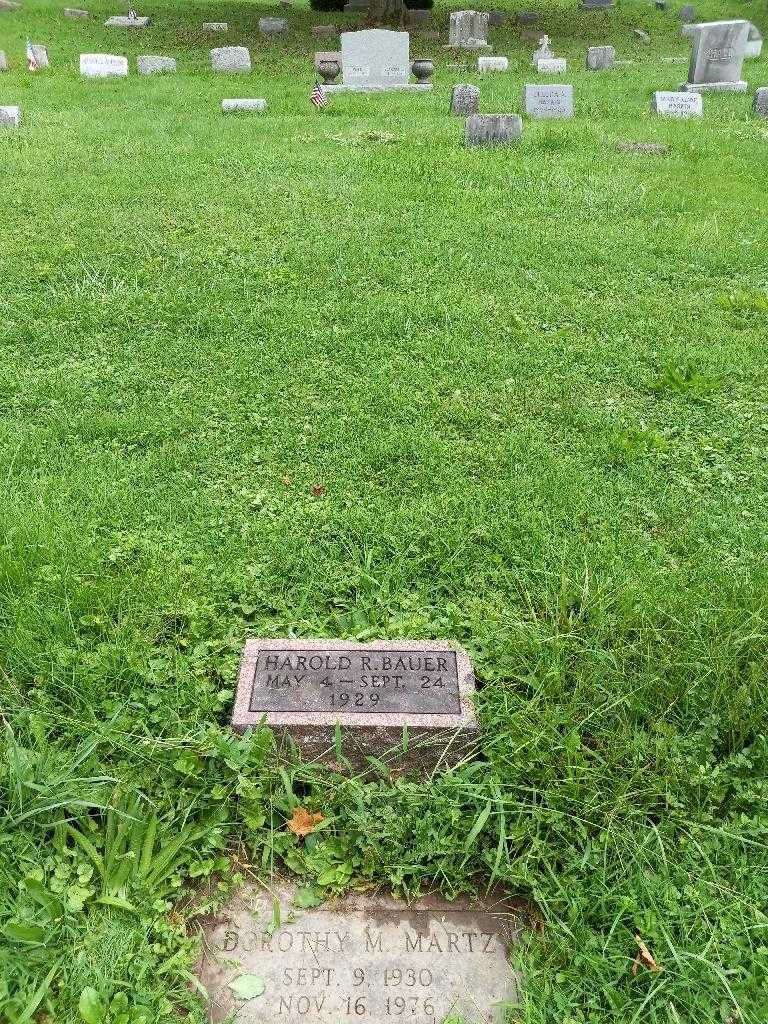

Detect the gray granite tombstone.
[
  {"left": 586, "top": 44, "right": 615, "bottom": 69},
  {"left": 532, "top": 35, "right": 554, "bottom": 64},
  {"left": 515, "top": 10, "right": 539, "bottom": 25},
  {"left": 488, "top": 11, "right": 506, "bottom": 26},
  {"left": 80, "top": 52, "right": 129, "bottom": 76},
  {"left": 683, "top": 19, "right": 749, "bottom": 91},
  {"left": 259, "top": 16, "right": 288, "bottom": 34},
  {"left": 465, "top": 113, "right": 522, "bottom": 146},
  {"left": 745, "top": 24, "right": 762, "bottom": 58},
  {"left": 0, "top": 51, "right": 7, "bottom": 71},
  {"left": 753, "top": 87, "right": 768, "bottom": 117},
  {"left": 581, "top": 0, "right": 614, "bottom": 9},
  {"left": 0, "top": 105, "right": 20, "bottom": 125},
  {"left": 523, "top": 83, "right": 574, "bottom": 118},
  {"left": 450, "top": 82, "right": 479, "bottom": 115},
  {"left": 652, "top": 89, "right": 702, "bottom": 115},
  {"left": 232, "top": 640, "right": 478, "bottom": 766},
  {"left": 29, "top": 44, "right": 49, "bottom": 68},
  {"left": 222, "top": 98, "right": 267, "bottom": 112},
  {"left": 633, "top": 28, "right": 651, "bottom": 43},
  {"left": 64, "top": 8, "right": 89, "bottom": 16},
  {"left": 325, "top": 30, "right": 429, "bottom": 92},
  {"left": 211, "top": 46, "right": 251, "bottom": 72},
  {"left": 406, "top": 8, "right": 431, "bottom": 26},
  {"left": 312, "top": 25, "right": 336, "bottom": 37},
  {"left": 449, "top": 11, "right": 490, "bottom": 49},
  {"left": 0, "top": 1, "right": 21, "bottom": 10},
  {"left": 203, "top": 22, "right": 228, "bottom": 31},
  {"left": 137, "top": 55, "right": 177, "bottom": 74},
  {"left": 198, "top": 882, "right": 522, "bottom": 1024}
]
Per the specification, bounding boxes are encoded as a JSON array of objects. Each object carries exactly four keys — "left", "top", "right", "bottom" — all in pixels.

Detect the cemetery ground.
[{"left": 1, "top": 0, "right": 768, "bottom": 1021}]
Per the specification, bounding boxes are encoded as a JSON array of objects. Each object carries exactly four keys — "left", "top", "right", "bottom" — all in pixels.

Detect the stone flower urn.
[
  {"left": 317, "top": 58, "right": 340, "bottom": 85},
  {"left": 411, "top": 58, "right": 434, "bottom": 84}
]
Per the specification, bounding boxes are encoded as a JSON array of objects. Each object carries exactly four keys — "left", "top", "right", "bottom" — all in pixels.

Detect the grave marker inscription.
[
  {"left": 652, "top": 89, "right": 702, "bottom": 116},
  {"left": 198, "top": 883, "right": 521, "bottom": 1024},
  {"left": 80, "top": 52, "right": 128, "bottom": 76},
  {"left": 524, "top": 83, "right": 573, "bottom": 118}
]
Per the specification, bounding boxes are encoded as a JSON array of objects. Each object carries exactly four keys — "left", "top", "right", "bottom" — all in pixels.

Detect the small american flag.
[
  {"left": 26, "top": 40, "right": 38, "bottom": 72},
  {"left": 310, "top": 79, "right": 327, "bottom": 110}
]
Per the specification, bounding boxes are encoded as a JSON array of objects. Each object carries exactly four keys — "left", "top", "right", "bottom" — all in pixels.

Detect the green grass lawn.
[{"left": 1, "top": 0, "right": 768, "bottom": 1021}]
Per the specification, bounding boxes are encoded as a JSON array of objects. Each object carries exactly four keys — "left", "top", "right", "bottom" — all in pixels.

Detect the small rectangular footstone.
[
  {"left": 232, "top": 639, "right": 478, "bottom": 766},
  {"left": 198, "top": 882, "right": 521, "bottom": 1024},
  {"left": 64, "top": 8, "right": 89, "bottom": 16},
  {"left": 222, "top": 98, "right": 267, "bottom": 112},
  {"left": 465, "top": 113, "right": 522, "bottom": 146},
  {"left": 203, "top": 22, "right": 228, "bottom": 31},
  {"left": 652, "top": 90, "right": 702, "bottom": 116},
  {"left": 0, "top": 51, "right": 7, "bottom": 71},
  {"left": 0, "top": 105, "right": 20, "bottom": 126}
]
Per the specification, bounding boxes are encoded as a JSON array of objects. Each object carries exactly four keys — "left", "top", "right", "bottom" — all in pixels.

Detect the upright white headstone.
[{"left": 80, "top": 53, "right": 129, "bottom": 77}]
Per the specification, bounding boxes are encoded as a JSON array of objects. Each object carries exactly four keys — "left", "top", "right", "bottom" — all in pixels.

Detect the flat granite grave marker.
[
  {"left": 64, "top": 8, "right": 89, "bottom": 17},
  {"left": 478, "top": 56, "right": 508, "bottom": 72},
  {"left": 753, "top": 87, "right": 768, "bottom": 118},
  {"left": 198, "top": 882, "right": 521, "bottom": 1024},
  {"left": 465, "top": 113, "right": 522, "bottom": 146},
  {"left": 203, "top": 22, "right": 228, "bottom": 31},
  {"left": 0, "top": 51, "right": 7, "bottom": 71},
  {"left": 80, "top": 52, "right": 128, "bottom": 76},
  {"left": 652, "top": 89, "right": 702, "bottom": 116},
  {"left": 451, "top": 82, "right": 479, "bottom": 114},
  {"left": 222, "top": 98, "right": 267, "bottom": 112},
  {"left": 0, "top": 1, "right": 21, "bottom": 10},
  {"left": 105, "top": 14, "right": 150, "bottom": 27},
  {"left": 524, "top": 83, "right": 574, "bottom": 118},
  {"left": 586, "top": 44, "right": 615, "bottom": 69},
  {"left": 324, "top": 30, "right": 430, "bottom": 93},
  {"left": 683, "top": 19, "right": 749, "bottom": 91},
  {"left": 211, "top": 46, "right": 251, "bottom": 72},
  {"left": 0, "top": 105, "right": 20, "bottom": 126},
  {"left": 137, "top": 55, "right": 176, "bottom": 74},
  {"left": 232, "top": 639, "right": 478, "bottom": 765}
]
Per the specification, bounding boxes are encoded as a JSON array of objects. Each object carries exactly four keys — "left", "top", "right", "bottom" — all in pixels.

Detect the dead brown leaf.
[
  {"left": 310, "top": 484, "right": 326, "bottom": 497},
  {"left": 632, "top": 934, "right": 661, "bottom": 975},
  {"left": 287, "top": 807, "right": 324, "bottom": 837},
  {"left": 281, "top": 474, "right": 292, "bottom": 487}
]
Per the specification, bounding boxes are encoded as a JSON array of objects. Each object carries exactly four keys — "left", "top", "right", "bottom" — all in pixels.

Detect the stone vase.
[
  {"left": 411, "top": 58, "right": 434, "bottom": 84},
  {"left": 317, "top": 58, "right": 340, "bottom": 85}
]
